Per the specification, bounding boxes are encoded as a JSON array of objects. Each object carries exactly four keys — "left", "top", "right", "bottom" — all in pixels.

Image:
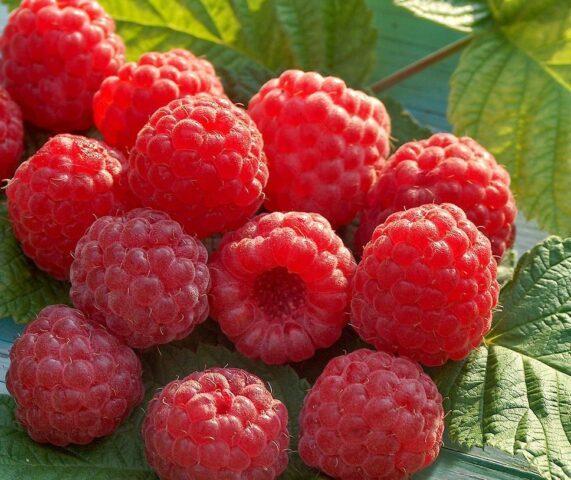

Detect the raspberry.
[
  {"left": 0, "top": 87, "right": 23, "bottom": 180},
  {"left": 356, "top": 133, "right": 517, "bottom": 259},
  {"left": 0, "top": 0, "right": 125, "bottom": 131},
  {"left": 352, "top": 203, "right": 499, "bottom": 366},
  {"left": 142, "top": 367, "right": 290, "bottom": 480},
  {"left": 209, "top": 211, "right": 356, "bottom": 364},
  {"left": 129, "top": 94, "right": 268, "bottom": 238},
  {"left": 248, "top": 70, "right": 391, "bottom": 228},
  {"left": 298, "top": 349, "right": 444, "bottom": 480},
  {"left": 6, "top": 305, "right": 144, "bottom": 446},
  {"left": 6, "top": 134, "right": 130, "bottom": 280},
  {"left": 94, "top": 49, "right": 225, "bottom": 152},
  {"left": 70, "top": 208, "right": 210, "bottom": 349}
]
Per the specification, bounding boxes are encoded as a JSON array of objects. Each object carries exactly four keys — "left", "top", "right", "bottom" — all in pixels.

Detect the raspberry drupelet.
[
  {"left": 248, "top": 69, "right": 391, "bottom": 228},
  {"left": 6, "top": 305, "right": 144, "bottom": 446},
  {"left": 356, "top": 133, "right": 517, "bottom": 259},
  {"left": 6, "top": 134, "right": 130, "bottom": 280},
  {"left": 0, "top": 87, "right": 24, "bottom": 180},
  {"left": 209, "top": 211, "right": 357, "bottom": 365},
  {"left": 352, "top": 203, "right": 499, "bottom": 366},
  {"left": 94, "top": 48, "right": 225, "bottom": 151},
  {"left": 129, "top": 94, "right": 268, "bottom": 239},
  {"left": 299, "top": 349, "right": 444, "bottom": 480},
  {"left": 1, "top": 0, "right": 125, "bottom": 131},
  {"left": 142, "top": 367, "right": 290, "bottom": 480},
  {"left": 70, "top": 208, "right": 210, "bottom": 349}
]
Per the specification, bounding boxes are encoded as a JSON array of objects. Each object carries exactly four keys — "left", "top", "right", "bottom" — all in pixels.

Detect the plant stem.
[{"left": 370, "top": 36, "right": 473, "bottom": 93}]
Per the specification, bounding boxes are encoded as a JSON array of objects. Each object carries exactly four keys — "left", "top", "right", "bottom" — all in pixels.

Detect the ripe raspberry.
[
  {"left": 0, "top": 0, "right": 125, "bottom": 131},
  {"left": 352, "top": 203, "right": 499, "bottom": 366},
  {"left": 356, "top": 133, "right": 517, "bottom": 259},
  {"left": 94, "top": 49, "right": 225, "bottom": 152},
  {"left": 248, "top": 70, "right": 391, "bottom": 228},
  {"left": 70, "top": 208, "right": 210, "bottom": 349},
  {"left": 209, "top": 211, "right": 356, "bottom": 364},
  {"left": 6, "top": 134, "right": 130, "bottom": 280},
  {"left": 142, "top": 367, "right": 290, "bottom": 480},
  {"left": 6, "top": 305, "right": 144, "bottom": 446},
  {"left": 129, "top": 94, "right": 268, "bottom": 238},
  {"left": 298, "top": 349, "right": 444, "bottom": 480},
  {"left": 0, "top": 87, "right": 23, "bottom": 180}
]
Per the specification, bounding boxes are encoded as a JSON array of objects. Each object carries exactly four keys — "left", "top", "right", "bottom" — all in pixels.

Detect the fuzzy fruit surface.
[
  {"left": 0, "top": 87, "right": 23, "bottom": 180},
  {"left": 299, "top": 348, "right": 444, "bottom": 479},
  {"left": 142, "top": 367, "right": 290, "bottom": 480},
  {"left": 70, "top": 208, "right": 210, "bottom": 349},
  {"left": 6, "top": 305, "right": 144, "bottom": 446},
  {"left": 209, "top": 211, "right": 356, "bottom": 364}
]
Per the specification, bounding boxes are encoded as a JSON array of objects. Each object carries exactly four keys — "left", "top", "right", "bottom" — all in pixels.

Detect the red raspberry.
[
  {"left": 70, "top": 208, "right": 210, "bottom": 349},
  {"left": 0, "top": 0, "right": 125, "bottom": 131},
  {"left": 142, "top": 367, "right": 290, "bottom": 480},
  {"left": 356, "top": 133, "right": 517, "bottom": 259},
  {"left": 129, "top": 94, "right": 268, "bottom": 238},
  {"left": 6, "top": 134, "right": 130, "bottom": 280},
  {"left": 248, "top": 70, "right": 391, "bottom": 228},
  {"left": 299, "top": 349, "right": 444, "bottom": 480},
  {"left": 0, "top": 87, "right": 23, "bottom": 180},
  {"left": 93, "top": 49, "right": 225, "bottom": 152},
  {"left": 352, "top": 203, "right": 499, "bottom": 366},
  {"left": 6, "top": 305, "right": 144, "bottom": 446},
  {"left": 209, "top": 211, "right": 356, "bottom": 364}
]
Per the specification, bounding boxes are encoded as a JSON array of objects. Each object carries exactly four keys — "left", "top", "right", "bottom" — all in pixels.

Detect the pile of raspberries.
[{"left": 3, "top": 2, "right": 517, "bottom": 479}]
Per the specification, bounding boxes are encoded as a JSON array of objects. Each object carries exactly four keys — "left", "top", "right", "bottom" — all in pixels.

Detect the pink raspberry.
[
  {"left": 209, "top": 211, "right": 357, "bottom": 364},
  {"left": 6, "top": 305, "right": 144, "bottom": 446},
  {"left": 142, "top": 367, "right": 290, "bottom": 480},
  {"left": 352, "top": 203, "right": 499, "bottom": 366},
  {"left": 93, "top": 48, "right": 225, "bottom": 151},
  {"left": 1, "top": 0, "right": 125, "bottom": 131},
  {"left": 0, "top": 87, "right": 23, "bottom": 180},
  {"left": 356, "top": 133, "right": 517, "bottom": 259},
  {"left": 6, "top": 134, "right": 130, "bottom": 280},
  {"left": 299, "top": 349, "right": 444, "bottom": 480},
  {"left": 248, "top": 70, "right": 391, "bottom": 228},
  {"left": 70, "top": 208, "right": 210, "bottom": 349},
  {"left": 129, "top": 94, "right": 268, "bottom": 238}
]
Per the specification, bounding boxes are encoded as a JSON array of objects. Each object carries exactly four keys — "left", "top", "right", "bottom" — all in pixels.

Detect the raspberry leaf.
[
  {"left": 0, "top": 394, "right": 155, "bottom": 479},
  {"left": 432, "top": 236, "right": 571, "bottom": 480},
  {"left": 96, "top": 0, "right": 377, "bottom": 102},
  {"left": 394, "top": 0, "right": 492, "bottom": 31},
  {"left": 0, "top": 203, "right": 70, "bottom": 323},
  {"left": 448, "top": 1, "right": 571, "bottom": 236},
  {"left": 380, "top": 96, "right": 434, "bottom": 148}
]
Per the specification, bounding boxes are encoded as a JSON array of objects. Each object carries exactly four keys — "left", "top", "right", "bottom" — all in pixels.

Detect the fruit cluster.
[{"left": 3, "top": 1, "right": 516, "bottom": 479}]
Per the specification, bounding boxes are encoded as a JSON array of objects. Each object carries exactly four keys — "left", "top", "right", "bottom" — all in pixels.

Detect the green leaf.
[
  {"left": 97, "top": 0, "right": 377, "bottom": 102},
  {"left": 143, "top": 343, "right": 320, "bottom": 479},
  {"left": 448, "top": 1, "right": 571, "bottom": 236},
  {"left": 432, "top": 237, "right": 571, "bottom": 480},
  {"left": 380, "top": 96, "right": 433, "bottom": 148},
  {"left": 394, "top": 0, "right": 491, "bottom": 32},
  {"left": 0, "top": 395, "right": 154, "bottom": 479},
  {"left": 497, "top": 249, "right": 517, "bottom": 287},
  {"left": 0, "top": 203, "right": 70, "bottom": 323},
  {"left": 0, "top": 0, "right": 18, "bottom": 11}
]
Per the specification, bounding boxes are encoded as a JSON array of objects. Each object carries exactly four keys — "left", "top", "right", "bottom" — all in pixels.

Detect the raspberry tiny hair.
[
  {"left": 128, "top": 94, "right": 268, "bottom": 239},
  {"left": 1, "top": 0, "right": 125, "bottom": 131},
  {"left": 298, "top": 348, "right": 444, "bottom": 480},
  {"left": 355, "top": 133, "right": 517, "bottom": 259},
  {"left": 93, "top": 48, "right": 225, "bottom": 151},
  {"left": 6, "top": 134, "right": 131, "bottom": 280},
  {"left": 142, "top": 367, "right": 290, "bottom": 480},
  {"left": 248, "top": 69, "right": 391, "bottom": 228},
  {"left": 70, "top": 208, "right": 210, "bottom": 349},
  {"left": 352, "top": 203, "right": 499, "bottom": 366},
  {"left": 209, "top": 211, "right": 357, "bottom": 365},
  {"left": 0, "top": 87, "right": 23, "bottom": 180},
  {"left": 6, "top": 305, "right": 144, "bottom": 446}
]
